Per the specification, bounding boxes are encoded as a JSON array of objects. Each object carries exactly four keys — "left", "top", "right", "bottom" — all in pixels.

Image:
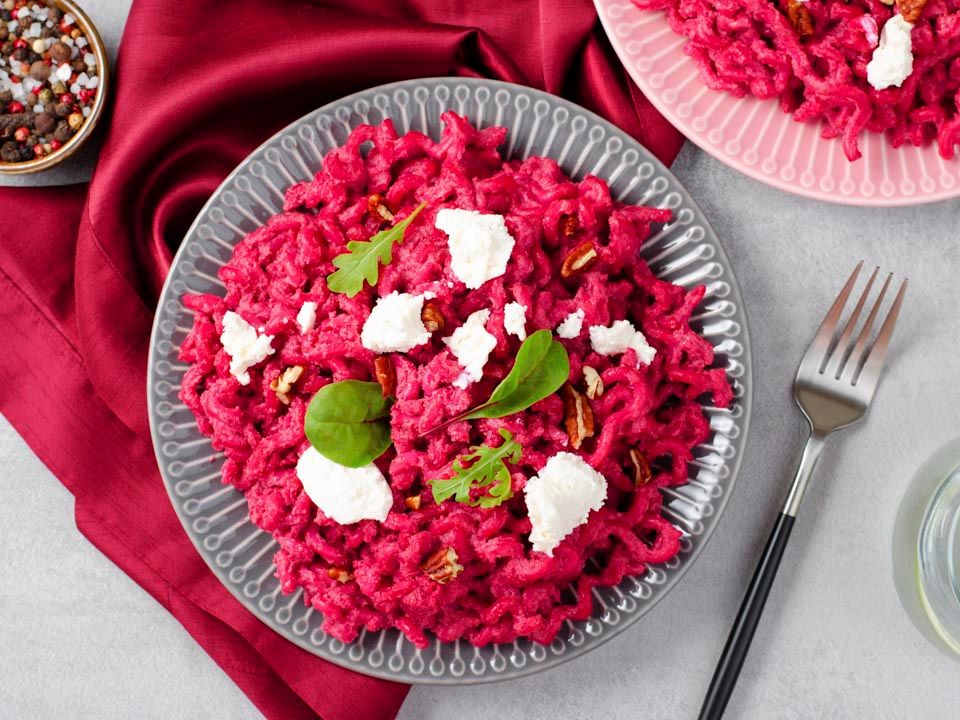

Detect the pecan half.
[
  {"left": 786, "top": 0, "right": 813, "bottom": 37},
  {"left": 422, "top": 547, "right": 463, "bottom": 584},
  {"left": 373, "top": 355, "right": 396, "bottom": 398},
  {"left": 269, "top": 365, "right": 305, "bottom": 405},
  {"left": 629, "top": 449, "right": 653, "bottom": 486},
  {"left": 583, "top": 366, "right": 604, "bottom": 399},
  {"left": 560, "top": 241, "right": 599, "bottom": 279},
  {"left": 404, "top": 495, "right": 422, "bottom": 511},
  {"left": 328, "top": 567, "right": 354, "bottom": 583},
  {"left": 562, "top": 384, "right": 595, "bottom": 450},
  {"left": 560, "top": 214, "right": 579, "bottom": 237},
  {"left": 368, "top": 193, "right": 394, "bottom": 222},
  {"left": 897, "top": 0, "right": 928, "bottom": 24},
  {"left": 421, "top": 301, "right": 445, "bottom": 333}
]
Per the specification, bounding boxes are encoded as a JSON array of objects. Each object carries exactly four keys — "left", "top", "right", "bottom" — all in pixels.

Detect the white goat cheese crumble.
[
  {"left": 295, "top": 447, "right": 393, "bottom": 525},
  {"left": 435, "top": 208, "right": 515, "bottom": 289},
  {"left": 296, "top": 301, "right": 317, "bottom": 334},
  {"left": 444, "top": 309, "right": 497, "bottom": 389},
  {"left": 503, "top": 302, "right": 527, "bottom": 340},
  {"left": 589, "top": 320, "right": 656, "bottom": 366},
  {"left": 525, "top": 452, "right": 607, "bottom": 556},
  {"left": 220, "top": 311, "right": 275, "bottom": 385},
  {"left": 360, "top": 292, "right": 431, "bottom": 353},
  {"left": 867, "top": 14, "right": 914, "bottom": 90},
  {"left": 556, "top": 309, "right": 585, "bottom": 339}
]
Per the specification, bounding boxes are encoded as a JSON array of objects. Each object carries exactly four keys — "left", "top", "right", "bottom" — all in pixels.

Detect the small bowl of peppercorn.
[{"left": 0, "top": 0, "right": 108, "bottom": 173}]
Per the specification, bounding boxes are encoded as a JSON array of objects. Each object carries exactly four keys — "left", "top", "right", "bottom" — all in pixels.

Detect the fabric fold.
[{"left": 0, "top": 0, "right": 682, "bottom": 718}]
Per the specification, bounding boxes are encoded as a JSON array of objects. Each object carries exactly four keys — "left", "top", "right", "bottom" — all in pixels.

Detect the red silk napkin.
[{"left": 0, "top": 1, "right": 682, "bottom": 718}]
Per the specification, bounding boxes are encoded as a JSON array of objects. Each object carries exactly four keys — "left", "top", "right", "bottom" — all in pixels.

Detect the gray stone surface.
[{"left": 3, "top": 3, "right": 960, "bottom": 715}]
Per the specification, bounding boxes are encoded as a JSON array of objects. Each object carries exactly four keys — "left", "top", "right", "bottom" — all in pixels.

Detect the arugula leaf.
[
  {"left": 304, "top": 380, "right": 392, "bottom": 467},
  {"left": 430, "top": 429, "right": 522, "bottom": 508},
  {"left": 326, "top": 202, "right": 427, "bottom": 297},
  {"left": 423, "top": 330, "right": 570, "bottom": 436}
]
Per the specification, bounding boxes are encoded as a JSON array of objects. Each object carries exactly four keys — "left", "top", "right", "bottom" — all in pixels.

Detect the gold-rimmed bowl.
[{"left": 0, "top": 0, "right": 108, "bottom": 174}]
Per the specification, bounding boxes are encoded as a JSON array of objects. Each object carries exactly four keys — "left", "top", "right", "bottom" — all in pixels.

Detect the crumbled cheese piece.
[
  {"left": 867, "top": 15, "right": 914, "bottom": 90},
  {"left": 360, "top": 292, "right": 431, "bottom": 353},
  {"left": 220, "top": 311, "right": 275, "bottom": 385},
  {"left": 503, "top": 301, "right": 527, "bottom": 340},
  {"left": 295, "top": 446, "right": 393, "bottom": 525},
  {"left": 296, "top": 301, "right": 317, "bottom": 334},
  {"left": 525, "top": 452, "right": 607, "bottom": 556},
  {"left": 443, "top": 309, "right": 496, "bottom": 389},
  {"left": 556, "top": 309, "right": 585, "bottom": 339},
  {"left": 435, "top": 208, "right": 515, "bottom": 289},
  {"left": 589, "top": 320, "right": 656, "bottom": 366}
]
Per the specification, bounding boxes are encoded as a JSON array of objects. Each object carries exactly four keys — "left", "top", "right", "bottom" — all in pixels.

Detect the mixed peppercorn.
[{"left": 0, "top": 0, "right": 99, "bottom": 163}]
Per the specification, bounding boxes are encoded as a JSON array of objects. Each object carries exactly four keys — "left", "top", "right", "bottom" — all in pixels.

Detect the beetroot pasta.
[
  {"left": 178, "top": 113, "right": 732, "bottom": 648},
  {"left": 632, "top": 0, "right": 960, "bottom": 161}
]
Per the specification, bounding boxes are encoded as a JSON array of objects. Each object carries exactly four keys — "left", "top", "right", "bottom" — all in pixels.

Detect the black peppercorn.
[
  {"left": 49, "top": 42, "right": 70, "bottom": 63},
  {"left": 34, "top": 112, "right": 55, "bottom": 135},
  {"left": 0, "top": 26, "right": 7, "bottom": 42},
  {"left": 17, "top": 145, "right": 33, "bottom": 161},
  {"left": 1, "top": 42, "right": 12, "bottom": 56},
  {"left": 0, "top": 140, "right": 17, "bottom": 162},
  {"left": 27, "top": 50, "right": 39, "bottom": 63},
  {"left": 53, "top": 122, "right": 72, "bottom": 143},
  {"left": 12, "top": 47, "right": 28, "bottom": 62},
  {"left": 0, "top": 89, "right": 11, "bottom": 104},
  {"left": 53, "top": 102, "right": 71, "bottom": 118},
  {"left": 49, "top": 8, "right": 62, "bottom": 22},
  {"left": 71, "top": 58, "right": 86, "bottom": 72},
  {"left": 0, "top": 10, "right": 10, "bottom": 22},
  {"left": 29, "top": 60, "right": 49, "bottom": 81}
]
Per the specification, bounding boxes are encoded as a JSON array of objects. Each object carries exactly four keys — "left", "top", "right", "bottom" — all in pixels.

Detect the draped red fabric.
[{"left": 0, "top": 0, "right": 683, "bottom": 718}]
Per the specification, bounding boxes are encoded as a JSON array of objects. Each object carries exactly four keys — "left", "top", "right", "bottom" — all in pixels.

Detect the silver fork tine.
[
  {"left": 825, "top": 266, "right": 879, "bottom": 379},
  {"left": 841, "top": 272, "right": 891, "bottom": 382},
  {"left": 802, "top": 261, "right": 862, "bottom": 375},
  {"left": 854, "top": 278, "right": 908, "bottom": 389}
]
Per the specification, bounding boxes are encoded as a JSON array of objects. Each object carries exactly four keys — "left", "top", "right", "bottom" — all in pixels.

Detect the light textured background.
[{"left": 3, "top": 2, "right": 960, "bottom": 718}]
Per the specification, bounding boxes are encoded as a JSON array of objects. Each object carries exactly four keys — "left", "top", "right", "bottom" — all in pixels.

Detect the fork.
[{"left": 698, "top": 262, "right": 907, "bottom": 720}]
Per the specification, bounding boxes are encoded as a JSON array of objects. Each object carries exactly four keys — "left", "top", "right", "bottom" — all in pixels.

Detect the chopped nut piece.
[
  {"left": 562, "top": 384, "right": 595, "bottom": 450},
  {"left": 560, "top": 214, "right": 578, "bottom": 237},
  {"left": 269, "top": 365, "right": 305, "bottom": 405},
  {"left": 367, "top": 193, "right": 394, "bottom": 222},
  {"left": 420, "top": 300, "right": 445, "bottom": 333},
  {"left": 583, "top": 366, "right": 604, "bottom": 399},
  {"left": 328, "top": 567, "right": 354, "bottom": 583},
  {"left": 373, "top": 355, "right": 397, "bottom": 398},
  {"left": 404, "top": 495, "right": 422, "bottom": 511},
  {"left": 422, "top": 547, "right": 463, "bottom": 584},
  {"left": 629, "top": 449, "right": 653, "bottom": 486},
  {"left": 560, "top": 241, "right": 599, "bottom": 279},
  {"left": 786, "top": 0, "right": 813, "bottom": 37},
  {"left": 897, "top": 0, "right": 928, "bottom": 23}
]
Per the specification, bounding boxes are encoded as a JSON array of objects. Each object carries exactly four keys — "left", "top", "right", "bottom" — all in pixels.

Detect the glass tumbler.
[{"left": 892, "top": 436, "right": 960, "bottom": 658}]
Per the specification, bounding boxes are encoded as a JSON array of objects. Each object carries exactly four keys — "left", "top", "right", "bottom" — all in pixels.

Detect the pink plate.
[{"left": 595, "top": 0, "right": 960, "bottom": 206}]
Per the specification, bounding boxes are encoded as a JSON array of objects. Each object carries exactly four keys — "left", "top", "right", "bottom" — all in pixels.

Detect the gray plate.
[{"left": 147, "top": 77, "right": 753, "bottom": 684}]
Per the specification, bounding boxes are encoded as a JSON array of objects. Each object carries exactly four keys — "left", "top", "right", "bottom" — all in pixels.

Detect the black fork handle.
[{"left": 697, "top": 512, "right": 795, "bottom": 720}]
